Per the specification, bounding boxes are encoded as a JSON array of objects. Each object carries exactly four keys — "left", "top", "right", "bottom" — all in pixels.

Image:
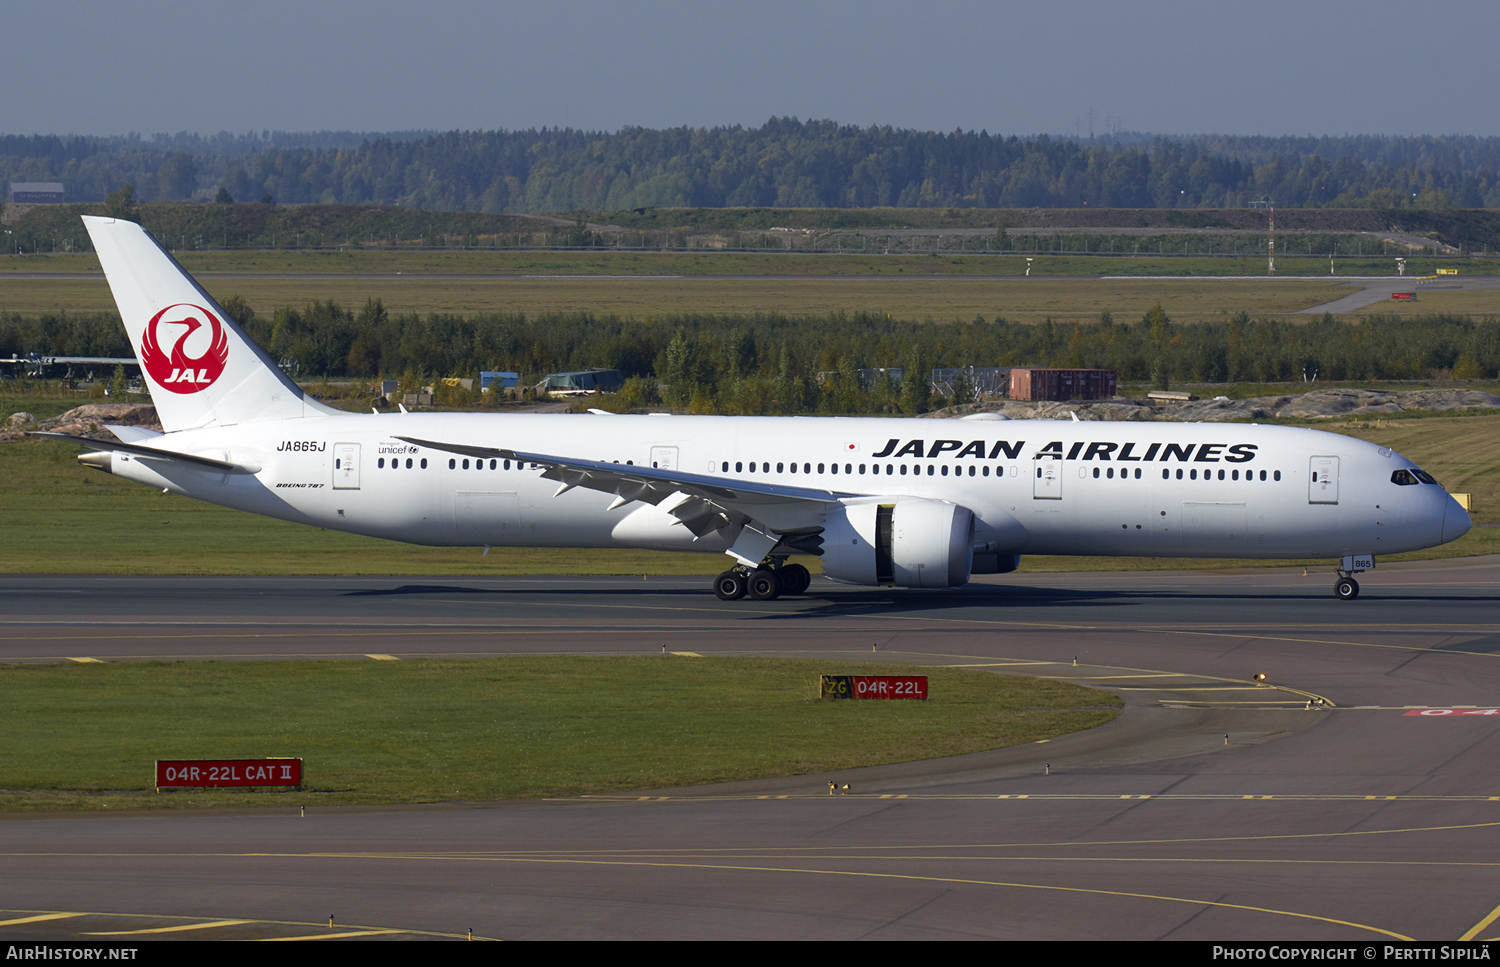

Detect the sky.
[{"left": 9, "top": 0, "right": 1496, "bottom": 139}]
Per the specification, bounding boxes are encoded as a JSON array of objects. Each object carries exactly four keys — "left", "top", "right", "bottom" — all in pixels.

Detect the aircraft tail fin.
[{"left": 82, "top": 215, "right": 340, "bottom": 432}]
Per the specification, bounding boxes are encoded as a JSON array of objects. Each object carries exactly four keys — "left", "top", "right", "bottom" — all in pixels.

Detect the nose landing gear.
[{"left": 1333, "top": 554, "right": 1373, "bottom": 600}]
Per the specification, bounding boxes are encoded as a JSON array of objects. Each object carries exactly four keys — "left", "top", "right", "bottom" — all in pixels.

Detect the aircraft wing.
[
  {"left": 395, "top": 434, "right": 857, "bottom": 538},
  {"left": 28, "top": 431, "right": 257, "bottom": 473}
]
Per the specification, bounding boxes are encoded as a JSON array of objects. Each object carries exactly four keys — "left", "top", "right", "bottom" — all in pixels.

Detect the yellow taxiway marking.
[
  {"left": 1149, "top": 686, "right": 1282, "bottom": 691},
  {"left": 670, "top": 651, "right": 703, "bottom": 657},
  {"left": 0, "top": 913, "right": 82, "bottom": 926},
  {"left": 88, "top": 919, "right": 251, "bottom": 935},
  {"left": 1461, "top": 899, "right": 1500, "bottom": 941},
  {"left": 944, "top": 661, "right": 1062, "bottom": 667},
  {"left": 66, "top": 657, "right": 103, "bottom": 663},
  {"left": 0, "top": 909, "right": 488, "bottom": 941},
  {"left": 259, "top": 929, "right": 403, "bottom": 940},
  {"left": 1036, "top": 673, "right": 1184, "bottom": 680},
  {"left": 8, "top": 852, "right": 1404, "bottom": 940},
  {"left": 364, "top": 654, "right": 399, "bottom": 661},
  {"left": 302, "top": 851, "right": 1414, "bottom": 940}
]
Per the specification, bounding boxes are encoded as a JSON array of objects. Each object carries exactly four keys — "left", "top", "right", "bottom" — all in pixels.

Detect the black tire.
[
  {"left": 714, "top": 571, "right": 747, "bottom": 601},
  {"left": 1335, "top": 577, "right": 1359, "bottom": 600},
  {"left": 781, "top": 563, "right": 811, "bottom": 595},
  {"left": 748, "top": 569, "right": 782, "bottom": 601}
]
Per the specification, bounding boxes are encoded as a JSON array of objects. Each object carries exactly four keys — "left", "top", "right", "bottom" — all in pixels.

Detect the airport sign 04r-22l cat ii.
[{"left": 34, "top": 216, "right": 1471, "bottom": 602}]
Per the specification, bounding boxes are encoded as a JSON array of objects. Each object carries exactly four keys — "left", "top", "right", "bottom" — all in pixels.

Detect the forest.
[
  {"left": 5, "top": 305, "right": 1497, "bottom": 415},
  {"left": 4, "top": 122, "right": 1499, "bottom": 213}
]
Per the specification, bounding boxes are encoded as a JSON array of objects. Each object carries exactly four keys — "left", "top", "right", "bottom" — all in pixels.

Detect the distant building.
[
  {"left": 480, "top": 371, "right": 520, "bottom": 391},
  {"left": 8, "top": 182, "right": 65, "bottom": 204},
  {"left": 538, "top": 369, "right": 625, "bottom": 395},
  {"left": 1008, "top": 368, "right": 1116, "bottom": 402}
]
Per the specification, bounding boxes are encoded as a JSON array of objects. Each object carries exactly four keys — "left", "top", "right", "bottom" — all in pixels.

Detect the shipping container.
[{"left": 1008, "top": 368, "right": 1116, "bottom": 401}]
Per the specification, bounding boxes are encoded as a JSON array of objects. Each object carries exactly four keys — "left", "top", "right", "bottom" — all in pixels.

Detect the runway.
[{"left": 2, "top": 558, "right": 1499, "bottom": 941}]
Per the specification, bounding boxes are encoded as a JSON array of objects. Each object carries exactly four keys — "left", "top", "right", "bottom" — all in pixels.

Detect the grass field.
[
  {"left": 1, "top": 411, "right": 1495, "bottom": 576},
  {"left": 0, "top": 269, "right": 1357, "bottom": 321},
  {"left": 4, "top": 248, "right": 1494, "bottom": 278},
  {"left": 0, "top": 656, "right": 1119, "bottom": 810},
  {"left": 1353, "top": 289, "right": 1500, "bottom": 315}
]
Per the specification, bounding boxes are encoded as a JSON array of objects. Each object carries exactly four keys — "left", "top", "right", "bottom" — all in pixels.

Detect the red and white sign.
[
  {"left": 139, "top": 303, "right": 229, "bottom": 394},
  {"left": 1403, "top": 708, "right": 1500, "bottom": 716},
  {"left": 156, "top": 758, "right": 302, "bottom": 787}
]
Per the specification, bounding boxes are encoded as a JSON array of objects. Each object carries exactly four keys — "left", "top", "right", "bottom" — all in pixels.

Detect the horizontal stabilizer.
[
  {"left": 28, "top": 431, "right": 257, "bottom": 473},
  {"left": 105, "top": 424, "right": 163, "bottom": 444}
]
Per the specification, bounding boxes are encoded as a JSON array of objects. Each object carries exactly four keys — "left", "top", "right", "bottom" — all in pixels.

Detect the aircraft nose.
[{"left": 1442, "top": 494, "right": 1472, "bottom": 545}]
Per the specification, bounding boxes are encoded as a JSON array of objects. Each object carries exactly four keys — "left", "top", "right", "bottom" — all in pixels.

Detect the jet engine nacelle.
[{"left": 820, "top": 497, "right": 974, "bottom": 588}]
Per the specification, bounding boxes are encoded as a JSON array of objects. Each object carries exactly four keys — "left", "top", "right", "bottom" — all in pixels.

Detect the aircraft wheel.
[
  {"left": 1335, "top": 577, "right": 1360, "bottom": 600},
  {"left": 781, "top": 563, "right": 811, "bottom": 595},
  {"left": 714, "top": 571, "right": 747, "bottom": 601},
  {"left": 748, "top": 569, "right": 782, "bottom": 601}
]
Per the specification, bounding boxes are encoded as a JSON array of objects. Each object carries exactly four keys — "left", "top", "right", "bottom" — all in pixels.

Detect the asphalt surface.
[
  {"left": 2, "top": 559, "right": 1499, "bottom": 941},
  {"left": 1299, "top": 275, "right": 1500, "bottom": 313}
]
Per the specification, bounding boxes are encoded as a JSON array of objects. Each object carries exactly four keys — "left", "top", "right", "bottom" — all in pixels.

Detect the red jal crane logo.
[{"left": 139, "top": 304, "right": 229, "bottom": 394}]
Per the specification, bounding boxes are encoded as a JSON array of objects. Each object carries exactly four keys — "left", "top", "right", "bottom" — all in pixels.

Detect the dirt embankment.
[{"left": 2, "top": 403, "right": 160, "bottom": 443}]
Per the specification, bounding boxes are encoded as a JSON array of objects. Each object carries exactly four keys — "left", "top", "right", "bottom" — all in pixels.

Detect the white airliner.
[{"left": 37, "top": 216, "right": 1471, "bottom": 601}]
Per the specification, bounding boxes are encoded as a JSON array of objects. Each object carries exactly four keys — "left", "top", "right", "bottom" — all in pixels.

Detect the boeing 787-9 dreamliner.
[{"left": 35, "top": 216, "right": 1471, "bottom": 601}]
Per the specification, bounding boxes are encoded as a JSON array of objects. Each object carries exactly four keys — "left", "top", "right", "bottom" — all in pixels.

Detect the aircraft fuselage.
[{"left": 103, "top": 411, "right": 1465, "bottom": 563}]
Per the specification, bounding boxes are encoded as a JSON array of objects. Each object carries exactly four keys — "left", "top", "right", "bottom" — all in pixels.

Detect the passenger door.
[
  {"left": 1308, "top": 456, "right": 1340, "bottom": 504},
  {"left": 1033, "top": 457, "right": 1062, "bottom": 499},
  {"left": 332, "top": 443, "right": 360, "bottom": 489}
]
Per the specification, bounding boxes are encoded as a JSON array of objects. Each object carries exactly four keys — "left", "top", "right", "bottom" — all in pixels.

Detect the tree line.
[
  {"left": 4, "top": 122, "right": 1500, "bottom": 212},
  {"left": 5, "top": 306, "right": 1497, "bottom": 414}
]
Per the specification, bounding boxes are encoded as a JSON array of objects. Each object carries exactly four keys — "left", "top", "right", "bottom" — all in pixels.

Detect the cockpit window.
[{"left": 1392, "top": 468, "right": 1440, "bottom": 486}]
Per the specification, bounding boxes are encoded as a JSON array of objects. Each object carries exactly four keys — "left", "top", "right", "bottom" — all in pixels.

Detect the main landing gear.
[{"left": 713, "top": 561, "right": 811, "bottom": 601}]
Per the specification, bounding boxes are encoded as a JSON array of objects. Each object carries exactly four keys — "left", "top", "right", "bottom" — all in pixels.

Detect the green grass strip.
[{"left": 0, "top": 657, "right": 1119, "bottom": 811}]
